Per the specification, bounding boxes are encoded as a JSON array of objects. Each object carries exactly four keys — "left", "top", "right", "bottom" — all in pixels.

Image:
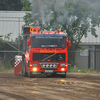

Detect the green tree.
[
  {"left": 21, "top": 0, "right": 31, "bottom": 11},
  {"left": 0, "top": 0, "right": 23, "bottom": 11},
  {"left": 21, "top": 0, "right": 32, "bottom": 26}
]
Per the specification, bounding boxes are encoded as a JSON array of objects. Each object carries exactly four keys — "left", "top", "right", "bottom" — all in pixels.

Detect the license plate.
[{"left": 45, "top": 70, "right": 53, "bottom": 73}]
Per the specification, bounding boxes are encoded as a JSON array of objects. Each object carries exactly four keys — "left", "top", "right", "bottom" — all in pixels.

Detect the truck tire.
[
  {"left": 28, "top": 62, "right": 33, "bottom": 78},
  {"left": 51, "top": 72, "right": 57, "bottom": 77},
  {"left": 28, "top": 67, "right": 33, "bottom": 78},
  {"left": 61, "top": 72, "right": 66, "bottom": 78},
  {"left": 23, "top": 58, "right": 28, "bottom": 77},
  {"left": 28, "top": 72, "right": 33, "bottom": 78}
]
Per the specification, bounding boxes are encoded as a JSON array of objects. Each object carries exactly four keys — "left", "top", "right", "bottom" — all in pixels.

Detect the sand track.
[{"left": 0, "top": 72, "right": 100, "bottom": 100}]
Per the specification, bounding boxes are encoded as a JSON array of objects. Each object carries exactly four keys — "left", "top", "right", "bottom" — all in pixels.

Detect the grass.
[
  {"left": 69, "top": 66, "right": 100, "bottom": 74},
  {"left": 0, "top": 67, "right": 14, "bottom": 72},
  {"left": 0, "top": 58, "right": 14, "bottom": 72}
]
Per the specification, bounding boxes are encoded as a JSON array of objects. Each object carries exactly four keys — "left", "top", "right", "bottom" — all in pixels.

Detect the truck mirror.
[
  {"left": 27, "top": 39, "right": 29, "bottom": 46},
  {"left": 68, "top": 40, "right": 71, "bottom": 47}
]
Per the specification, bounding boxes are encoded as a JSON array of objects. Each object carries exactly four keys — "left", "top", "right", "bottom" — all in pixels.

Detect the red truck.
[{"left": 14, "top": 26, "right": 71, "bottom": 78}]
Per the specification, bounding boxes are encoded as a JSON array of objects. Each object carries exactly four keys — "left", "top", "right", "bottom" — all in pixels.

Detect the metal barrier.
[{"left": 14, "top": 55, "right": 22, "bottom": 75}]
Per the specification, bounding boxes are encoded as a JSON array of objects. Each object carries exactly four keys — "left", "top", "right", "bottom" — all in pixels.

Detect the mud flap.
[{"left": 14, "top": 55, "right": 22, "bottom": 75}]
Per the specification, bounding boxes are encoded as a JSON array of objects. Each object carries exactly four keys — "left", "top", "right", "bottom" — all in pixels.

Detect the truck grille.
[
  {"left": 33, "top": 53, "right": 65, "bottom": 61},
  {"left": 40, "top": 62, "right": 58, "bottom": 69}
]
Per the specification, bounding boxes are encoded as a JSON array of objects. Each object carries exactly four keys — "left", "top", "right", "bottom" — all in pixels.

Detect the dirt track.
[{"left": 0, "top": 72, "right": 100, "bottom": 100}]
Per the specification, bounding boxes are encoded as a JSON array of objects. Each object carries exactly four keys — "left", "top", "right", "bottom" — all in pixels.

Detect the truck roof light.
[
  {"left": 37, "top": 27, "right": 40, "bottom": 31},
  {"left": 30, "top": 27, "right": 33, "bottom": 33},
  {"left": 30, "top": 27, "right": 41, "bottom": 34},
  {"left": 55, "top": 29, "right": 60, "bottom": 34},
  {"left": 57, "top": 29, "right": 60, "bottom": 34},
  {"left": 47, "top": 59, "right": 51, "bottom": 61},
  {"left": 36, "top": 27, "right": 40, "bottom": 33}
]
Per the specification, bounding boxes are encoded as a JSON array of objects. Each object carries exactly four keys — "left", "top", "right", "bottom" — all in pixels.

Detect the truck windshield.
[{"left": 32, "top": 36, "right": 66, "bottom": 48}]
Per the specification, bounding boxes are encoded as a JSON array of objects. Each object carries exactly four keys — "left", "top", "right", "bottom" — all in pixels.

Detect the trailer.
[{"left": 14, "top": 26, "right": 71, "bottom": 78}]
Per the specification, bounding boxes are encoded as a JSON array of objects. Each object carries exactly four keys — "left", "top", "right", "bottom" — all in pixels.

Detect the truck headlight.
[
  {"left": 33, "top": 63, "right": 37, "bottom": 66},
  {"left": 61, "top": 63, "right": 65, "bottom": 66},
  {"left": 61, "top": 68, "right": 65, "bottom": 71},
  {"left": 33, "top": 67, "right": 37, "bottom": 71}
]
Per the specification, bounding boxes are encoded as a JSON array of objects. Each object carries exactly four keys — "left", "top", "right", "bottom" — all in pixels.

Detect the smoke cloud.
[
  {"left": 28, "top": 0, "right": 55, "bottom": 26},
  {"left": 28, "top": 0, "right": 68, "bottom": 26},
  {"left": 28, "top": 0, "right": 74, "bottom": 28},
  {"left": 28, "top": 0, "right": 100, "bottom": 31}
]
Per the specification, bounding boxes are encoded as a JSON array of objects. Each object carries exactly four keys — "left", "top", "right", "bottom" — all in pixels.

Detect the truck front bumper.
[{"left": 30, "top": 67, "right": 68, "bottom": 73}]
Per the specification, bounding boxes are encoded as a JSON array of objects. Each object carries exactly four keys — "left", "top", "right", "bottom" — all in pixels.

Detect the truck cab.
[{"left": 15, "top": 26, "right": 71, "bottom": 78}]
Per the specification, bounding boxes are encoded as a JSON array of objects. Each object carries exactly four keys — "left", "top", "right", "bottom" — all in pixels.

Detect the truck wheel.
[
  {"left": 51, "top": 72, "right": 57, "bottom": 77},
  {"left": 23, "top": 59, "right": 28, "bottom": 77},
  {"left": 28, "top": 65, "right": 33, "bottom": 78},
  {"left": 28, "top": 68, "right": 33, "bottom": 78},
  {"left": 61, "top": 72, "right": 66, "bottom": 78},
  {"left": 28, "top": 72, "right": 33, "bottom": 78},
  {"left": 21, "top": 70, "right": 23, "bottom": 76}
]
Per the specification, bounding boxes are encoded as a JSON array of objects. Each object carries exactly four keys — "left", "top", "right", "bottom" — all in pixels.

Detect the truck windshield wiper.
[{"left": 42, "top": 53, "right": 57, "bottom": 61}]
